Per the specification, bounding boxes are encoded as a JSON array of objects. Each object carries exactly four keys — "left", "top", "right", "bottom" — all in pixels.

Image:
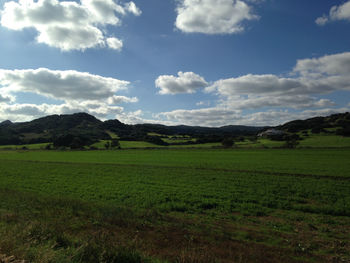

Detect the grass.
[
  {"left": 0, "top": 157, "right": 349, "bottom": 216},
  {"left": 3, "top": 133, "right": 349, "bottom": 151},
  {"left": 0, "top": 148, "right": 349, "bottom": 177},
  {"left": 298, "top": 134, "right": 350, "bottom": 148},
  {"left": 0, "top": 143, "right": 49, "bottom": 150},
  {"left": 0, "top": 148, "right": 349, "bottom": 261},
  {"left": 106, "top": 130, "right": 119, "bottom": 139}
]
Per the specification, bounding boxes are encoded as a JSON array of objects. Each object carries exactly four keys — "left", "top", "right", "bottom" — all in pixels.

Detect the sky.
[{"left": 0, "top": 0, "right": 350, "bottom": 127}]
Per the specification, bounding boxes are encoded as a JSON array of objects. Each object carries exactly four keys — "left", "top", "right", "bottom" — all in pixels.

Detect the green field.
[
  {"left": 0, "top": 142, "right": 50, "bottom": 150},
  {"left": 298, "top": 134, "right": 350, "bottom": 148},
  {"left": 0, "top": 148, "right": 349, "bottom": 262}
]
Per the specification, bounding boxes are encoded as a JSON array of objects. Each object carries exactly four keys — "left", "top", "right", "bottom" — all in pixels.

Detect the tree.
[
  {"left": 222, "top": 138, "right": 234, "bottom": 148},
  {"left": 110, "top": 139, "right": 121, "bottom": 149},
  {"left": 53, "top": 134, "right": 90, "bottom": 149},
  {"left": 284, "top": 139, "right": 299, "bottom": 149},
  {"left": 336, "top": 126, "right": 350, "bottom": 137},
  {"left": 104, "top": 141, "right": 111, "bottom": 150}
]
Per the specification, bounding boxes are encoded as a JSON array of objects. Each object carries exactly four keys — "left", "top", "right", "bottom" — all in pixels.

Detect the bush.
[
  {"left": 53, "top": 133, "right": 94, "bottom": 149},
  {"left": 144, "top": 136, "right": 169, "bottom": 146},
  {"left": 110, "top": 139, "right": 121, "bottom": 149},
  {"left": 104, "top": 141, "right": 111, "bottom": 150},
  {"left": 284, "top": 139, "right": 299, "bottom": 149},
  {"left": 45, "top": 144, "right": 52, "bottom": 150},
  {"left": 222, "top": 138, "right": 234, "bottom": 148},
  {"left": 336, "top": 126, "right": 350, "bottom": 137}
]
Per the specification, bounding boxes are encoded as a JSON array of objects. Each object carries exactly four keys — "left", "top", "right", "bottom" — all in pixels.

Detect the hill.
[
  {"left": 0, "top": 113, "right": 264, "bottom": 146},
  {"left": 1, "top": 111, "right": 349, "bottom": 147},
  {"left": 278, "top": 112, "right": 350, "bottom": 135}
]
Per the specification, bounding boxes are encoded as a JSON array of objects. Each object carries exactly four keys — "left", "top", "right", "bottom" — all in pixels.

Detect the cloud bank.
[
  {"left": 0, "top": 0, "right": 141, "bottom": 51},
  {"left": 153, "top": 52, "right": 350, "bottom": 126},
  {"left": 1, "top": 52, "right": 349, "bottom": 126}
]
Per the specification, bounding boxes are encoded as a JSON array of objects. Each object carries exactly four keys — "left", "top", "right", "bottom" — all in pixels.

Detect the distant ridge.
[
  {"left": 0, "top": 120, "right": 12, "bottom": 127},
  {"left": 0, "top": 112, "right": 264, "bottom": 145},
  {"left": 0, "top": 111, "right": 349, "bottom": 145},
  {"left": 278, "top": 112, "right": 350, "bottom": 133}
]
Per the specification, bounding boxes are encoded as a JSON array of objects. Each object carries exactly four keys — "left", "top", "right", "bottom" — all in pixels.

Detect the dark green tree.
[
  {"left": 222, "top": 138, "right": 234, "bottom": 148},
  {"left": 110, "top": 139, "right": 121, "bottom": 149},
  {"left": 104, "top": 141, "right": 111, "bottom": 150}
]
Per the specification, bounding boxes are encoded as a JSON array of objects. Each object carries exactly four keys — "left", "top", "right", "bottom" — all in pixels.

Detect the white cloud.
[
  {"left": 315, "top": 15, "right": 328, "bottom": 26},
  {"left": 196, "top": 101, "right": 210, "bottom": 106},
  {"left": 207, "top": 74, "right": 308, "bottom": 96},
  {"left": 0, "top": 0, "right": 141, "bottom": 51},
  {"left": 124, "top": 1, "right": 141, "bottom": 16},
  {"left": 293, "top": 52, "right": 350, "bottom": 77},
  {"left": 0, "top": 102, "right": 126, "bottom": 122},
  {"left": 158, "top": 107, "right": 242, "bottom": 126},
  {"left": 106, "top": 37, "right": 123, "bottom": 50},
  {"left": 151, "top": 51, "right": 350, "bottom": 126},
  {"left": 157, "top": 107, "right": 350, "bottom": 127},
  {"left": 220, "top": 95, "right": 335, "bottom": 110},
  {"left": 205, "top": 52, "right": 350, "bottom": 110},
  {"left": 155, "top": 71, "right": 208, "bottom": 95},
  {"left": 0, "top": 92, "right": 14, "bottom": 103},
  {"left": 0, "top": 68, "right": 140, "bottom": 122},
  {"left": 107, "top": 95, "right": 138, "bottom": 104},
  {"left": 175, "top": 0, "right": 258, "bottom": 34},
  {"left": 316, "top": 0, "right": 350, "bottom": 26},
  {"left": 115, "top": 109, "right": 145, "bottom": 124},
  {"left": 0, "top": 68, "right": 132, "bottom": 103}
]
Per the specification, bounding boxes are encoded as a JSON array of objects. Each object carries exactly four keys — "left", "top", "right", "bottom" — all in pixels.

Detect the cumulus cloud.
[
  {"left": 0, "top": 0, "right": 141, "bottom": 51},
  {"left": 175, "top": 0, "right": 258, "bottom": 34},
  {"left": 196, "top": 101, "right": 211, "bottom": 106},
  {"left": 205, "top": 52, "right": 350, "bottom": 109},
  {"left": 158, "top": 107, "right": 242, "bottom": 126},
  {"left": 150, "top": 51, "right": 350, "bottom": 126},
  {"left": 0, "top": 68, "right": 132, "bottom": 102},
  {"left": 315, "top": 15, "right": 328, "bottom": 26},
  {"left": 293, "top": 52, "right": 350, "bottom": 77},
  {"left": 316, "top": 0, "right": 350, "bottom": 26},
  {"left": 124, "top": 1, "right": 141, "bottom": 16},
  {"left": 155, "top": 71, "right": 208, "bottom": 95},
  {"left": 156, "top": 107, "right": 350, "bottom": 127},
  {"left": 220, "top": 95, "right": 335, "bottom": 110},
  {"left": 0, "top": 68, "right": 140, "bottom": 122},
  {"left": 106, "top": 37, "right": 123, "bottom": 50},
  {"left": 0, "top": 102, "right": 125, "bottom": 122},
  {"left": 0, "top": 92, "right": 14, "bottom": 103},
  {"left": 107, "top": 95, "right": 138, "bottom": 104}
]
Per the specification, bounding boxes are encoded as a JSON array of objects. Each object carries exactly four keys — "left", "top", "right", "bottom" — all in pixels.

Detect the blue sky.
[{"left": 0, "top": 0, "right": 350, "bottom": 126}]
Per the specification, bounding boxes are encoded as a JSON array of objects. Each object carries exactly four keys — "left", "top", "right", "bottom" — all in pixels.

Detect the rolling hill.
[{"left": 0, "top": 112, "right": 349, "bottom": 146}]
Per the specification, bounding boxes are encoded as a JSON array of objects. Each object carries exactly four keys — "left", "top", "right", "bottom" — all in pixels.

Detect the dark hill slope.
[
  {"left": 278, "top": 112, "right": 350, "bottom": 134},
  {"left": 2, "top": 112, "right": 348, "bottom": 146},
  {"left": 0, "top": 113, "right": 265, "bottom": 145},
  {"left": 15, "top": 112, "right": 102, "bottom": 133},
  {"left": 0, "top": 113, "right": 109, "bottom": 145}
]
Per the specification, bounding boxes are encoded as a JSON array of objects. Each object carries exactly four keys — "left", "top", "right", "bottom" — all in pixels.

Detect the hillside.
[
  {"left": 1, "top": 112, "right": 349, "bottom": 147},
  {"left": 278, "top": 112, "right": 350, "bottom": 135},
  {"left": 0, "top": 113, "right": 109, "bottom": 145},
  {"left": 0, "top": 113, "right": 264, "bottom": 146}
]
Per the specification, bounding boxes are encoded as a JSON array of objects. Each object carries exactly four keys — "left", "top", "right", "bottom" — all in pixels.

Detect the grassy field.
[
  {"left": 2, "top": 132, "right": 350, "bottom": 151},
  {"left": 298, "top": 134, "right": 350, "bottom": 148},
  {"left": 0, "top": 148, "right": 349, "bottom": 262},
  {"left": 0, "top": 142, "right": 49, "bottom": 150}
]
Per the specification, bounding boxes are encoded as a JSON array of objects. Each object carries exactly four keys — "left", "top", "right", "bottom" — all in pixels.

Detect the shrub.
[{"left": 222, "top": 138, "right": 234, "bottom": 148}]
